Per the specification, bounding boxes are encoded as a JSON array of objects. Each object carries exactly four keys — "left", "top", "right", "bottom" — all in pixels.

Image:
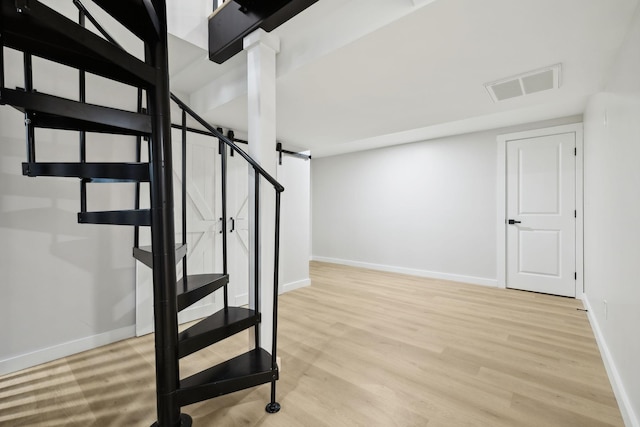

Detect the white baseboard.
[
  {"left": 583, "top": 295, "right": 639, "bottom": 427},
  {"left": 0, "top": 325, "right": 136, "bottom": 376},
  {"left": 311, "top": 256, "right": 497, "bottom": 288},
  {"left": 280, "top": 278, "right": 311, "bottom": 294}
]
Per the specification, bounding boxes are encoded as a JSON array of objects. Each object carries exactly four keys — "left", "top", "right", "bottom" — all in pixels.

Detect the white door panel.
[
  {"left": 519, "top": 230, "right": 559, "bottom": 276},
  {"left": 506, "top": 132, "right": 576, "bottom": 297},
  {"left": 227, "top": 150, "right": 250, "bottom": 307},
  {"left": 178, "top": 135, "right": 223, "bottom": 323},
  {"left": 136, "top": 131, "right": 221, "bottom": 336},
  {"left": 517, "top": 142, "right": 562, "bottom": 214}
]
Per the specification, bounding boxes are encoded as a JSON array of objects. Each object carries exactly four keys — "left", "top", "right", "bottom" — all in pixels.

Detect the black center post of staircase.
[{"left": 145, "top": 1, "right": 190, "bottom": 425}]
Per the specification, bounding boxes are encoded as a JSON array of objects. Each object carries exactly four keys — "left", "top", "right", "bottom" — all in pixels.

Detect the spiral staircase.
[{"left": 0, "top": 1, "right": 285, "bottom": 425}]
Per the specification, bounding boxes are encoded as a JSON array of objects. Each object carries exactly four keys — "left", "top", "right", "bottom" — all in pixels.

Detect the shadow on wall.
[{"left": 0, "top": 137, "right": 137, "bottom": 362}]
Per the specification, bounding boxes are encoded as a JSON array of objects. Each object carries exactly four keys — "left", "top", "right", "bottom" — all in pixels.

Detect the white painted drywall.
[
  {"left": 167, "top": 0, "right": 213, "bottom": 51},
  {"left": 312, "top": 132, "right": 497, "bottom": 284},
  {"left": 0, "top": 51, "right": 139, "bottom": 375},
  {"left": 583, "top": 4, "right": 640, "bottom": 426},
  {"left": 311, "top": 117, "right": 582, "bottom": 286},
  {"left": 277, "top": 153, "right": 311, "bottom": 293}
]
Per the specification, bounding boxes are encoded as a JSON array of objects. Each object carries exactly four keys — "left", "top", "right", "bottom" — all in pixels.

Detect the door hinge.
[
  {"left": 575, "top": 210, "right": 577, "bottom": 218},
  {"left": 575, "top": 272, "right": 577, "bottom": 280},
  {"left": 574, "top": 147, "right": 577, "bottom": 156}
]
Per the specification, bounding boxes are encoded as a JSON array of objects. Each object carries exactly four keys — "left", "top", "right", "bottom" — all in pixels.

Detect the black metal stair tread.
[
  {"left": 178, "top": 307, "right": 260, "bottom": 358},
  {"left": 22, "top": 162, "right": 150, "bottom": 182},
  {"left": 78, "top": 209, "right": 151, "bottom": 226},
  {"left": 0, "top": 89, "right": 151, "bottom": 136},
  {"left": 177, "top": 273, "right": 228, "bottom": 312},
  {"left": 92, "top": 0, "right": 160, "bottom": 43},
  {"left": 1, "top": 0, "right": 156, "bottom": 88},
  {"left": 133, "top": 244, "right": 188, "bottom": 268},
  {"left": 177, "top": 348, "right": 276, "bottom": 407}
]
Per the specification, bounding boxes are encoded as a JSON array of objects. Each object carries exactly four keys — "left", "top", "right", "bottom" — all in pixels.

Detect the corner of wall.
[{"left": 582, "top": 295, "right": 640, "bottom": 427}]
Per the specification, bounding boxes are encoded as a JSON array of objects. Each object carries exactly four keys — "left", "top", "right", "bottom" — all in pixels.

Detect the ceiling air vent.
[{"left": 485, "top": 64, "right": 561, "bottom": 102}]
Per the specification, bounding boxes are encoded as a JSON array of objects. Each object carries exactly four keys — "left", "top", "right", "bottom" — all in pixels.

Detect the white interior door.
[
  {"left": 177, "top": 133, "right": 223, "bottom": 321},
  {"left": 226, "top": 148, "right": 250, "bottom": 307},
  {"left": 506, "top": 131, "right": 576, "bottom": 297},
  {"left": 135, "top": 131, "right": 222, "bottom": 336}
]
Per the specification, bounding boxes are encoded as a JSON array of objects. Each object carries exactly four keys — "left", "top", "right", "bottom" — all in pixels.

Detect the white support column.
[{"left": 244, "top": 29, "right": 280, "bottom": 351}]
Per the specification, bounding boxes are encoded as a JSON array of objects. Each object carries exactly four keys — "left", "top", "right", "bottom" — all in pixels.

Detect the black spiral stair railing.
[
  {"left": 168, "top": 92, "right": 284, "bottom": 415},
  {"left": 0, "top": 1, "right": 284, "bottom": 426}
]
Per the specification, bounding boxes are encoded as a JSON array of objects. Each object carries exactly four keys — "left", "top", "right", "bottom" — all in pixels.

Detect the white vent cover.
[{"left": 485, "top": 64, "right": 561, "bottom": 102}]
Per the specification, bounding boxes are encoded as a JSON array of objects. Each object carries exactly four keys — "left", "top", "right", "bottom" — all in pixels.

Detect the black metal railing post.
[
  {"left": 78, "top": 6, "right": 87, "bottom": 213},
  {"left": 253, "top": 170, "right": 260, "bottom": 350},
  {"left": 181, "top": 109, "right": 188, "bottom": 290},
  {"left": 218, "top": 127, "right": 229, "bottom": 309},
  {"left": 23, "top": 53, "right": 35, "bottom": 163},
  {"left": 266, "top": 189, "right": 282, "bottom": 413},
  {"left": 134, "top": 89, "right": 143, "bottom": 249}
]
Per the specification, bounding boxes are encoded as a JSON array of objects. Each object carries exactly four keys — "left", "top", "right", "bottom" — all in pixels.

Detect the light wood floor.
[{"left": 0, "top": 262, "right": 623, "bottom": 426}]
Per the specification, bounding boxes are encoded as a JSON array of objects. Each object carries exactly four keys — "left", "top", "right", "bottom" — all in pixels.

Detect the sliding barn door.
[
  {"left": 226, "top": 148, "right": 250, "bottom": 307},
  {"left": 135, "top": 131, "right": 222, "bottom": 336}
]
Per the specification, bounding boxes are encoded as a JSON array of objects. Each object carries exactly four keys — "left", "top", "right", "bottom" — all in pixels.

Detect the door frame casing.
[{"left": 496, "top": 123, "right": 584, "bottom": 298}]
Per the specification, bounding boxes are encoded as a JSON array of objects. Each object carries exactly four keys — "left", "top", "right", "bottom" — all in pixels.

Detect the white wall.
[
  {"left": 167, "top": 0, "right": 213, "bottom": 51},
  {"left": 0, "top": 43, "right": 139, "bottom": 374},
  {"left": 583, "top": 3, "right": 640, "bottom": 426},
  {"left": 277, "top": 153, "right": 311, "bottom": 292},
  {"left": 312, "top": 132, "right": 497, "bottom": 284},
  {"left": 312, "top": 117, "right": 581, "bottom": 286}
]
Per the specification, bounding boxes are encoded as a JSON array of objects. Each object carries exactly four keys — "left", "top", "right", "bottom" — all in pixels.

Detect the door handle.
[
  {"left": 230, "top": 217, "right": 235, "bottom": 233},
  {"left": 508, "top": 219, "right": 522, "bottom": 225}
]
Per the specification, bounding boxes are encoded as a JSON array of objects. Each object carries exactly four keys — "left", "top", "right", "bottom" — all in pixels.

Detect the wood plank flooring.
[{"left": 0, "top": 261, "right": 623, "bottom": 426}]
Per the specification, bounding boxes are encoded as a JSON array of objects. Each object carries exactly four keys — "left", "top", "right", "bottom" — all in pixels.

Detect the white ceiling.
[{"left": 168, "top": 0, "right": 639, "bottom": 157}]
